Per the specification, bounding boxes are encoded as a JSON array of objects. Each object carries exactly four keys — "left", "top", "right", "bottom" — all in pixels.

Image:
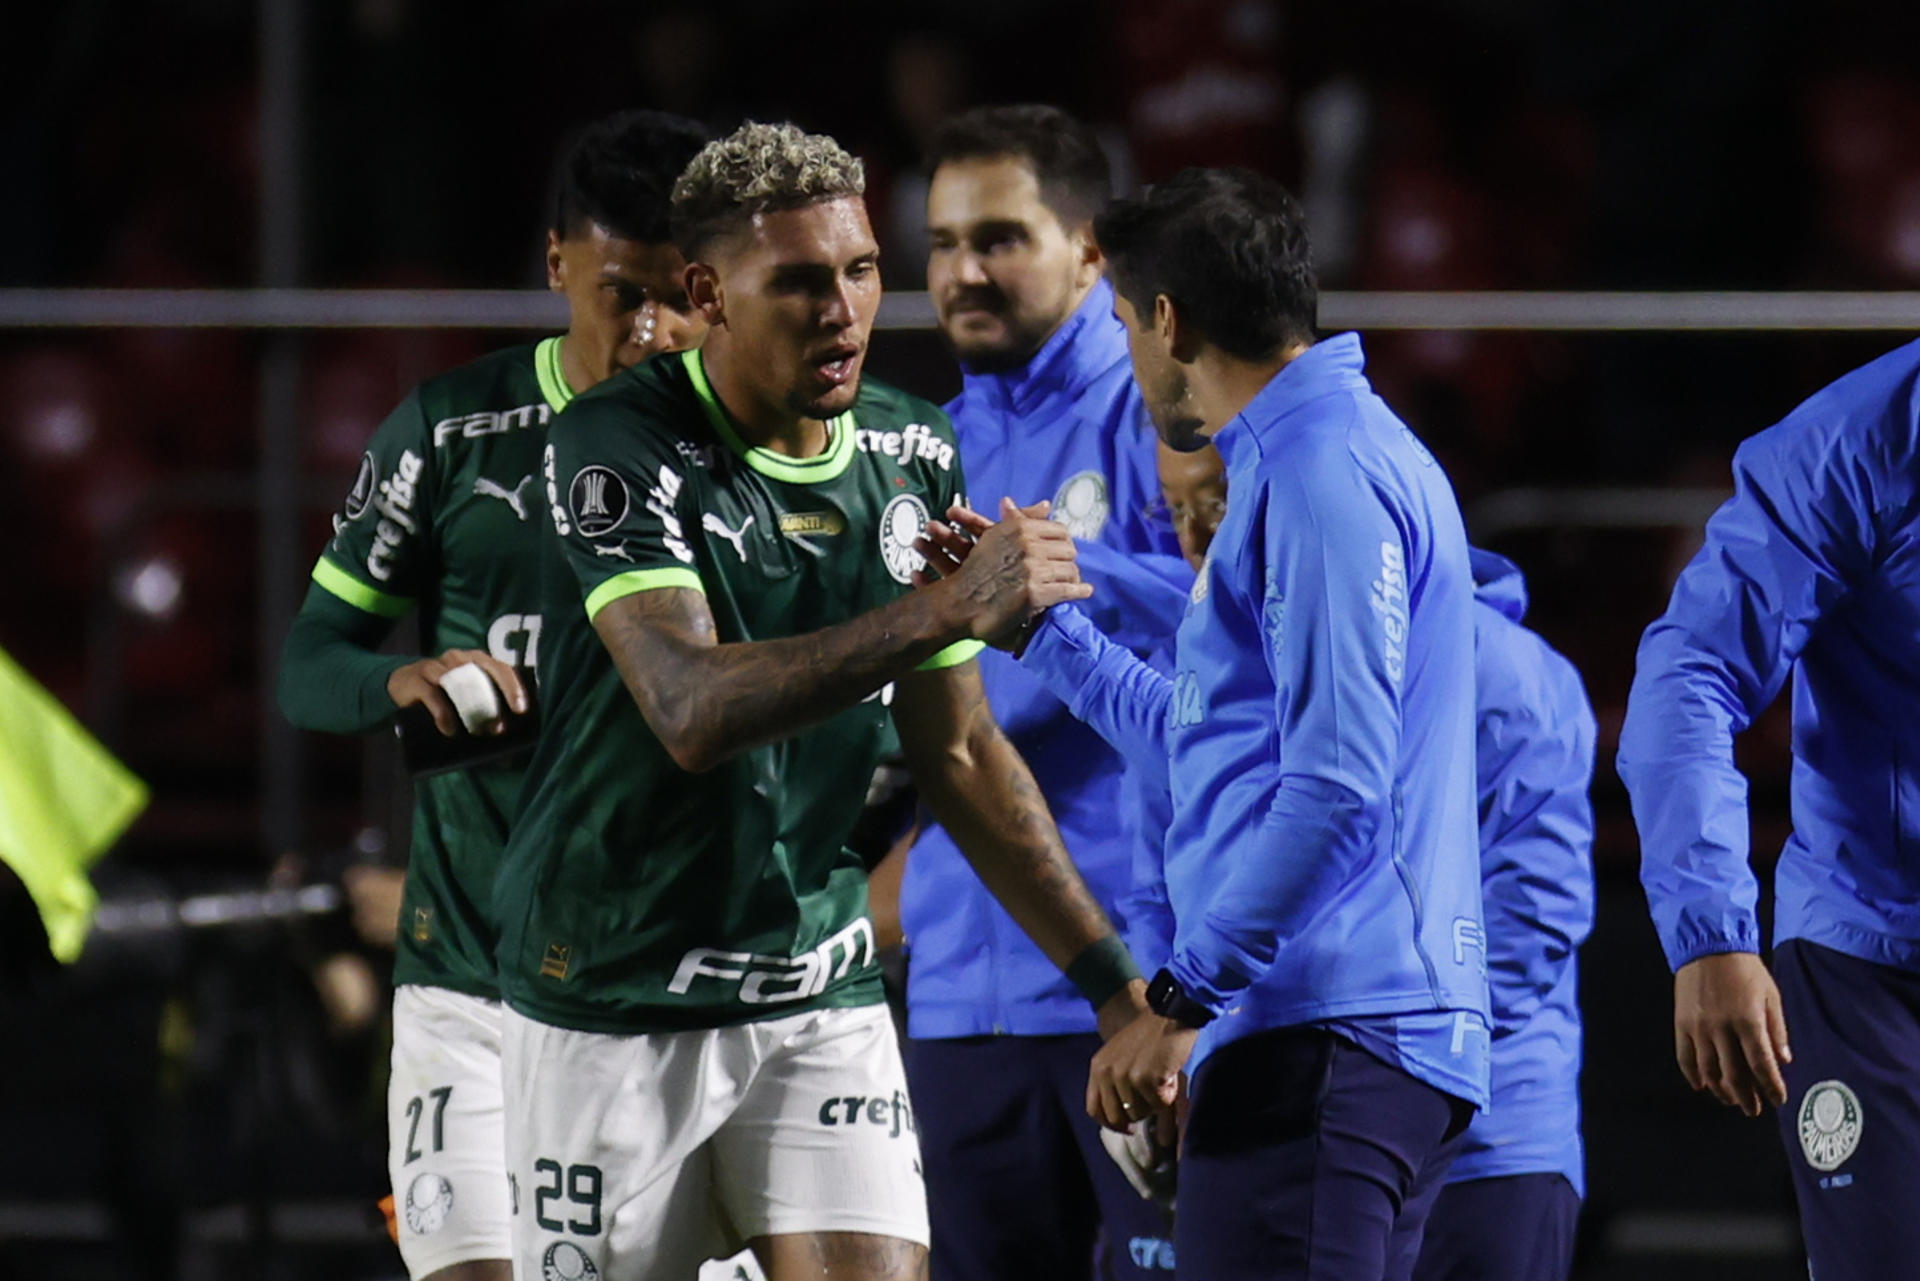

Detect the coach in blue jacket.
[
  {"left": 1619, "top": 338, "right": 1920, "bottom": 1281},
  {"left": 884, "top": 105, "right": 1185, "bottom": 1281},
  {"left": 945, "top": 441, "right": 1592, "bottom": 1279},
  {"left": 1082, "top": 168, "right": 1489, "bottom": 1281}
]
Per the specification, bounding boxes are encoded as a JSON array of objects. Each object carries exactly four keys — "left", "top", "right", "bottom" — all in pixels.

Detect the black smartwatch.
[{"left": 1146, "top": 967, "right": 1215, "bottom": 1029}]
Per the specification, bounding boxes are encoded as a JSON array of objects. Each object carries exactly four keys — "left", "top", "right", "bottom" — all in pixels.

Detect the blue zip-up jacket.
[
  {"left": 1024, "top": 548, "right": 1588, "bottom": 1177},
  {"left": 902, "top": 279, "right": 1186, "bottom": 1038},
  {"left": 1164, "top": 334, "right": 1484, "bottom": 1079},
  {"left": 1454, "top": 548, "right": 1594, "bottom": 1192},
  {"left": 1013, "top": 336, "right": 1485, "bottom": 1081},
  {"left": 1620, "top": 336, "right": 1920, "bottom": 974}
]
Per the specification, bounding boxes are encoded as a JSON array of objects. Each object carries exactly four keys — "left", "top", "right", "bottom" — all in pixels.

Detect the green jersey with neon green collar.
[
  {"left": 311, "top": 337, "right": 577, "bottom": 998},
  {"left": 495, "top": 348, "right": 981, "bottom": 1035}
]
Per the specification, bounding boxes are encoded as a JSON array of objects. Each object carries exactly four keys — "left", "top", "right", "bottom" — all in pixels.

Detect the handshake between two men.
[{"left": 912, "top": 498, "right": 1191, "bottom": 1192}]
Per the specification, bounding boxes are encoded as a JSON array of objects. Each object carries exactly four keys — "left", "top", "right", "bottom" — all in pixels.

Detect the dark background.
[{"left": 7, "top": 0, "right": 1920, "bottom": 1276}]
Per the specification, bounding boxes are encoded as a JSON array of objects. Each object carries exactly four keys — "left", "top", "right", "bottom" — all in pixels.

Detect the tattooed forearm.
[
  {"left": 894, "top": 664, "right": 1117, "bottom": 969},
  {"left": 586, "top": 503, "right": 1087, "bottom": 774},
  {"left": 593, "top": 585, "right": 965, "bottom": 773}
]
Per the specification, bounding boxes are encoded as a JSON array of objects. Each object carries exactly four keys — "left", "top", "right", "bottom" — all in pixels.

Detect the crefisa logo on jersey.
[
  {"left": 403, "top": 1171, "right": 453, "bottom": 1236},
  {"left": 569, "top": 465, "right": 629, "bottom": 538},
  {"left": 879, "top": 493, "right": 930, "bottom": 584},
  {"left": 1051, "top": 469, "right": 1111, "bottom": 540},
  {"left": 856, "top": 421, "right": 956, "bottom": 471},
  {"left": 542, "top": 1240, "right": 599, "bottom": 1281},
  {"left": 366, "top": 450, "right": 425, "bottom": 583},
  {"left": 1799, "top": 1079, "right": 1864, "bottom": 1172}
]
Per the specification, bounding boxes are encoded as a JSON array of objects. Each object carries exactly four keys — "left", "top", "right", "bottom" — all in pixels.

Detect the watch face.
[
  {"left": 1146, "top": 969, "right": 1180, "bottom": 1016},
  {"left": 1146, "top": 968, "right": 1211, "bottom": 1028}
]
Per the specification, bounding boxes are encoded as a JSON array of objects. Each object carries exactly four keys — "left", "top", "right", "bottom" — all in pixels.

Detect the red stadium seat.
[
  {"left": 112, "top": 513, "right": 251, "bottom": 694},
  {"left": 1113, "top": 0, "right": 1291, "bottom": 180},
  {"left": 0, "top": 345, "right": 157, "bottom": 557},
  {"left": 0, "top": 345, "right": 129, "bottom": 469},
  {"left": 1354, "top": 164, "right": 1534, "bottom": 496},
  {"left": 1805, "top": 73, "right": 1920, "bottom": 284},
  {"left": 303, "top": 329, "right": 486, "bottom": 475}
]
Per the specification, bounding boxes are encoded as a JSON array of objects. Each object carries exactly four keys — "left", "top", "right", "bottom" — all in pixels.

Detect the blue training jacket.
[
  {"left": 1620, "top": 336, "right": 1920, "bottom": 974},
  {"left": 902, "top": 279, "right": 1186, "bottom": 1038},
  {"left": 1456, "top": 548, "right": 1595, "bottom": 1192},
  {"left": 1024, "top": 547, "right": 1591, "bottom": 1185},
  {"left": 1024, "top": 334, "right": 1487, "bottom": 1086}
]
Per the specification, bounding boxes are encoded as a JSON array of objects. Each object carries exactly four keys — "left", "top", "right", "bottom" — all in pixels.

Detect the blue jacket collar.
[
  {"left": 959, "top": 278, "right": 1127, "bottom": 416},
  {"left": 1211, "top": 332, "right": 1370, "bottom": 469},
  {"left": 1470, "top": 547, "right": 1529, "bottom": 623}
]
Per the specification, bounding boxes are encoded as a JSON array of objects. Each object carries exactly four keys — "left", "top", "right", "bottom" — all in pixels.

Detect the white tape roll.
[{"left": 439, "top": 662, "right": 502, "bottom": 734}]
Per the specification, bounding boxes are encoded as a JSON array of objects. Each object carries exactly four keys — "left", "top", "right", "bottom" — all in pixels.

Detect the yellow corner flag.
[{"left": 0, "top": 647, "right": 148, "bottom": 961}]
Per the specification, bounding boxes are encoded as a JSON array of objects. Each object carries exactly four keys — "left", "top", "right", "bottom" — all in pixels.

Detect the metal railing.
[
  {"left": 7, "top": 287, "right": 1920, "bottom": 332},
  {"left": 1467, "top": 486, "right": 1731, "bottom": 540}
]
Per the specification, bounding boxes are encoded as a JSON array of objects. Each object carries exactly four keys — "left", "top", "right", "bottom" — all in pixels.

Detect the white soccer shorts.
[
  {"left": 502, "top": 1002, "right": 928, "bottom": 1280},
  {"left": 387, "top": 984, "right": 513, "bottom": 1277}
]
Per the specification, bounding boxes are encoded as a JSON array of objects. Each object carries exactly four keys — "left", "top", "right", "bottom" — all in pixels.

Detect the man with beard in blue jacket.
[
  {"left": 1070, "top": 168, "right": 1488, "bottom": 1281},
  {"left": 870, "top": 104, "right": 1186, "bottom": 1281},
  {"left": 929, "top": 442, "right": 1595, "bottom": 1280},
  {"left": 1619, "top": 338, "right": 1920, "bottom": 1281}
]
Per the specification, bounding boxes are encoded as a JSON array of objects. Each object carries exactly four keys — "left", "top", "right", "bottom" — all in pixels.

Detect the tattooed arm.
[
  {"left": 595, "top": 584, "right": 952, "bottom": 773},
  {"left": 591, "top": 499, "right": 1091, "bottom": 773},
  {"left": 892, "top": 657, "right": 1147, "bottom": 1035}
]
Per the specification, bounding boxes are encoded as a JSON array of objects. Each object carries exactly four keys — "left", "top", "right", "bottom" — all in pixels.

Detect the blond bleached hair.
[{"left": 670, "top": 121, "right": 867, "bottom": 256}]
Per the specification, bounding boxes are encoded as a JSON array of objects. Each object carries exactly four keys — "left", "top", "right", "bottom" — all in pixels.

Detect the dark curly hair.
[
  {"left": 554, "top": 110, "right": 710, "bottom": 244},
  {"left": 1095, "top": 168, "right": 1317, "bottom": 360}
]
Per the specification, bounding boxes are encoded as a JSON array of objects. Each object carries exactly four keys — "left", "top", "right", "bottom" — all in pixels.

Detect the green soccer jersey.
[
  {"left": 312, "top": 337, "right": 577, "bottom": 998},
  {"left": 496, "top": 348, "right": 982, "bottom": 1035}
]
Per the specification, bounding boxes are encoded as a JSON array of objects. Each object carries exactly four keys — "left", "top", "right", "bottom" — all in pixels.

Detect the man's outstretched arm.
[
  {"left": 592, "top": 498, "right": 1090, "bottom": 773},
  {"left": 890, "top": 657, "right": 1146, "bottom": 1038},
  {"left": 918, "top": 504, "right": 1177, "bottom": 777}
]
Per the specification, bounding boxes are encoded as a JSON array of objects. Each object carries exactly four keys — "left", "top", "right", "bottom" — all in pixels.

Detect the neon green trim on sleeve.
[
  {"left": 312, "top": 557, "right": 413, "bottom": 619},
  {"left": 584, "top": 567, "right": 706, "bottom": 621},
  {"left": 536, "top": 336, "right": 576, "bottom": 415},
  {"left": 682, "top": 349, "right": 857, "bottom": 485},
  {"left": 915, "top": 638, "right": 985, "bottom": 671}
]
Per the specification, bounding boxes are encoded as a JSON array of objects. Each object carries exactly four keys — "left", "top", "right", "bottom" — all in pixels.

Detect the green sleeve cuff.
[
  {"left": 277, "top": 581, "right": 410, "bottom": 734},
  {"left": 312, "top": 557, "right": 413, "bottom": 619},
  {"left": 584, "top": 567, "right": 706, "bottom": 621},
  {"left": 1064, "top": 934, "right": 1142, "bottom": 1010},
  {"left": 915, "top": 638, "right": 985, "bottom": 671}
]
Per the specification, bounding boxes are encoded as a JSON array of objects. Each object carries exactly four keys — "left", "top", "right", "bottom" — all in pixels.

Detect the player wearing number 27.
[
  {"left": 492, "top": 122, "right": 1146, "bottom": 1281},
  {"left": 1620, "top": 336, "right": 1920, "bottom": 1281},
  {"left": 277, "top": 112, "right": 710, "bottom": 1281}
]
